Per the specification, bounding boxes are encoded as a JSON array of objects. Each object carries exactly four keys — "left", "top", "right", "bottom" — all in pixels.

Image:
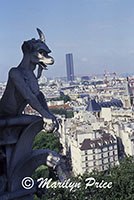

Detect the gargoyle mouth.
[{"left": 39, "top": 62, "right": 48, "bottom": 70}]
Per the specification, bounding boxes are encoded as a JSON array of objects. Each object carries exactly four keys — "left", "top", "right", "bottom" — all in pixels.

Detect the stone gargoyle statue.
[
  {"left": 0, "top": 29, "right": 66, "bottom": 200},
  {"left": 0, "top": 28, "right": 58, "bottom": 132}
]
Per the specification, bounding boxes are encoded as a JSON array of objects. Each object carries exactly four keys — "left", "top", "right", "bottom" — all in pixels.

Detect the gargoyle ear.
[
  {"left": 37, "top": 28, "right": 45, "bottom": 42},
  {"left": 21, "top": 41, "right": 34, "bottom": 54}
]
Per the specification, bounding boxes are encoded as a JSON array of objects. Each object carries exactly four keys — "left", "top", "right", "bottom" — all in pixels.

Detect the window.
[
  {"left": 85, "top": 156, "right": 88, "bottom": 161},
  {"left": 86, "top": 163, "right": 88, "bottom": 167},
  {"left": 93, "top": 155, "right": 95, "bottom": 160},
  {"left": 113, "top": 155, "right": 116, "bottom": 161},
  {"left": 85, "top": 151, "right": 87, "bottom": 155},
  {"left": 93, "top": 149, "right": 95, "bottom": 154},
  {"left": 105, "top": 140, "right": 108, "bottom": 145},
  {"left": 101, "top": 154, "right": 103, "bottom": 158},
  {"left": 94, "top": 161, "right": 96, "bottom": 166}
]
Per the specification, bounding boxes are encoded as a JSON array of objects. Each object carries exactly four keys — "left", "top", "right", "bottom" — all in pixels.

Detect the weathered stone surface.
[
  {"left": 9, "top": 149, "right": 60, "bottom": 192},
  {"left": 9, "top": 118, "right": 43, "bottom": 175}
]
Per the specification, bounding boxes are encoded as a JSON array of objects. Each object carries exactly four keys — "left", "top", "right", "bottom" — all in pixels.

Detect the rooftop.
[{"left": 80, "top": 133, "right": 116, "bottom": 150}]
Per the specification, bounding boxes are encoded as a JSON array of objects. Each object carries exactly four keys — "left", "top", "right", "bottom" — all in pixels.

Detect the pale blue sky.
[{"left": 0, "top": 0, "right": 134, "bottom": 81}]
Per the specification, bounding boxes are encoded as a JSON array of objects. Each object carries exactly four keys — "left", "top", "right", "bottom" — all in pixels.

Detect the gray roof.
[
  {"left": 80, "top": 133, "right": 116, "bottom": 150},
  {"left": 86, "top": 99, "right": 101, "bottom": 112},
  {"left": 86, "top": 99, "right": 123, "bottom": 112},
  {"left": 99, "top": 99, "right": 123, "bottom": 108}
]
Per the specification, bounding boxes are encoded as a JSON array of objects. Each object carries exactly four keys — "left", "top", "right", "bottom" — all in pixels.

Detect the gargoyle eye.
[{"left": 38, "top": 49, "right": 44, "bottom": 55}]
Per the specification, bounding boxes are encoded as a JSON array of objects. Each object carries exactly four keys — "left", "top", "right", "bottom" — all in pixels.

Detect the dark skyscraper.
[{"left": 66, "top": 53, "right": 74, "bottom": 81}]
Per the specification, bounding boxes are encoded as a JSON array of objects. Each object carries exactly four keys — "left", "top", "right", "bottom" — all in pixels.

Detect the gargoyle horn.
[{"left": 37, "top": 28, "right": 45, "bottom": 42}]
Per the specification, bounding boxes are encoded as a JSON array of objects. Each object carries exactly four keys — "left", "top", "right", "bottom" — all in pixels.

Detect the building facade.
[
  {"left": 58, "top": 112, "right": 119, "bottom": 176},
  {"left": 66, "top": 53, "right": 74, "bottom": 81}
]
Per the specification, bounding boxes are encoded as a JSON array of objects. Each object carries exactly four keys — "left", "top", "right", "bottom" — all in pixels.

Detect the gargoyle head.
[{"left": 21, "top": 28, "right": 54, "bottom": 78}]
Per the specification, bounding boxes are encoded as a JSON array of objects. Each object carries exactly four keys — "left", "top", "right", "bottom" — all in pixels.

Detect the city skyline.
[{"left": 1, "top": 0, "right": 134, "bottom": 81}]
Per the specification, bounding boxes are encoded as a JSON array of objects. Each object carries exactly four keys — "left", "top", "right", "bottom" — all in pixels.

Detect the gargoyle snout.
[{"left": 50, "top": 57, "right": 54, "bottom": 65}]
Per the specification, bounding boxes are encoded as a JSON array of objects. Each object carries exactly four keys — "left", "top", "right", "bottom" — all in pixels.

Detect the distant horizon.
[{"left": 0, "top": 71, "right": 134, "bottom": 83}]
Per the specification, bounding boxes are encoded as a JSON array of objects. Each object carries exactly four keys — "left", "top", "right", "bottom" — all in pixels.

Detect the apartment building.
[
  {"left": 71, "top": 132, "right": 118, "bottom": 175},
  {"left": 58, "top": 111, "right": 118, "bottom": 175}
]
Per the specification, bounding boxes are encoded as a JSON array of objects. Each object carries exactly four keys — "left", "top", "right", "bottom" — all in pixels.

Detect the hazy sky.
[{"left": 0, "top": 0, "right": 134, "bottom": 81}]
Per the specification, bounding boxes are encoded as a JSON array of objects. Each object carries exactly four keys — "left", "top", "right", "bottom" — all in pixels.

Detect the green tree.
[
  {"left": 60, "top": 94, "right": 71, "bottom": 103},
  {"left": 33, "top": 133, "right": 134, "bottom": 199},
  {"left": 32, "top": 131, "right": 62, "bottom": 200},
  {"left": 50, "top": 108, "right": 74, "bottom": 118},
  {"left": 52, "top": 93, "right": 71, "bottom": 103},
  {"left": 39, "top": 156, "right": 134, "bottom": 200},
  {"left": 33, "top": 131, "right": 62, "bottom": 153}
]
